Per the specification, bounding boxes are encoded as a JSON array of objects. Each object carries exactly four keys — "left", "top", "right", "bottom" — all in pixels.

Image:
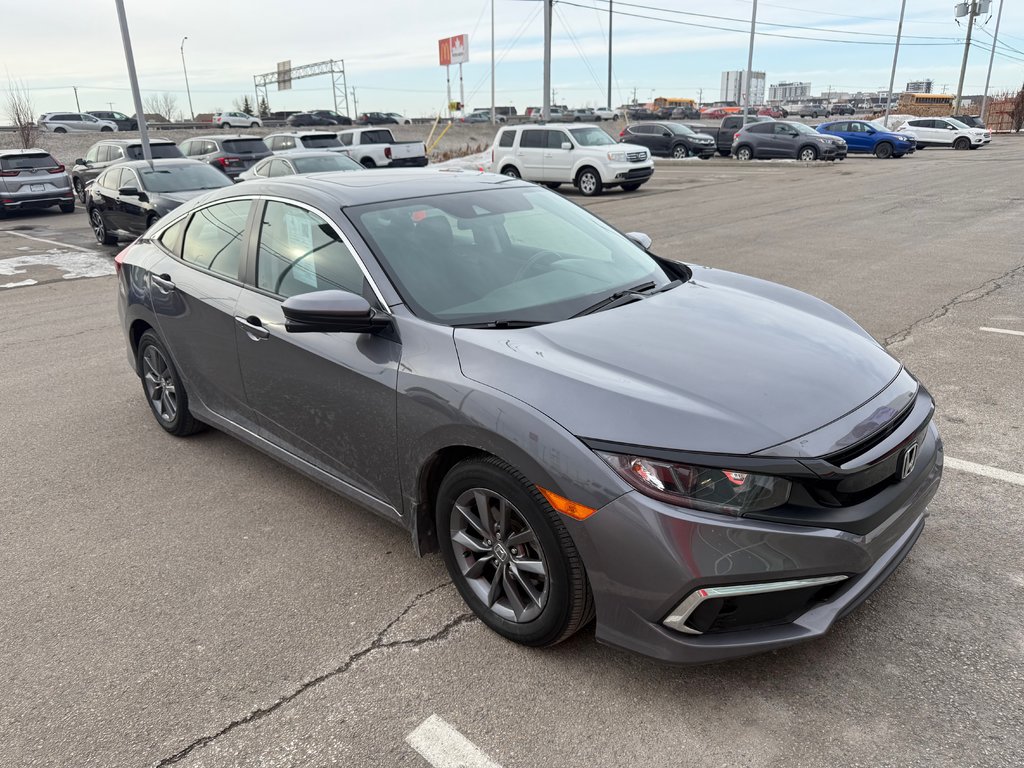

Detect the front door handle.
[
  {"left": 235, "top": 315, "right": 270, "bottom": 341},
  {"left": 151, "top": 273, "right": 175, "bottom": 292}
]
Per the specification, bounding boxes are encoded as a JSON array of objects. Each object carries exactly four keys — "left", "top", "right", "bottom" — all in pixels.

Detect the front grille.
[
  {"left": 626, "top": 151, "right": 647, "bottom": 162},
  {"left": 826, "top": 399, "right": 916, "bottom": 467},
  {"left": 687, "top": 581, "right": 846, "bottom": 634}
]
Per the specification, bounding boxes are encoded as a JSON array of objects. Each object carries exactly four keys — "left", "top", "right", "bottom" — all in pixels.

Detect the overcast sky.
[{"left": 3, "top": 0, "right": 1023, "bottom": 117}]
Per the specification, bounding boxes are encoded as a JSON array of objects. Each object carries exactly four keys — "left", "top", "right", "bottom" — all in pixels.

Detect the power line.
[{"left": 555, "top": 4, "right": 608, "bottom": 99}]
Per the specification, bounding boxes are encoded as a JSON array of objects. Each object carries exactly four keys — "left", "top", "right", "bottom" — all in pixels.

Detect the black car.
[
  {"left": 356, "top": 112, "right": 398, "bottom": 125},
  {"left": 670, "top": 107, "right": 701, "bottom": 120},
  {"left": 87, "top": 159, "right": 231, "bottom": 245},
  {"left": 287, "top": 110, "right": 353, "bottom": 127},
  {"left": 949, "top": 114, "right": 986, "bottom": 129},
  {"left": 178, "top": 135, "right": 272, "bottom": 180},
  {"left": 626, "top": 108, "right": 659, "bottom": 121},
  {"left": 621, "top": 121, "right": 717, "bottom": 159},
  {"left": 72, "top": 139, "right": 183, "bottom": 202},
  {"left": 87, "top": 110, "right": 138, "bottom": 131},
  {"left": 830, "top": 104, "right": 855, "bottom": 116}
]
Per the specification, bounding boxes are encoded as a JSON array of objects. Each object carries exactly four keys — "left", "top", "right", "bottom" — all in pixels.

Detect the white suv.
[
  {"left": 213, "top": 111, "right": 262, "bottom": 129},
  {"left": 896, "top": 117, "right": 991, "bottom": 150},
  {"left": 489, "top": 123, "right": 653, "bottom": 196}
]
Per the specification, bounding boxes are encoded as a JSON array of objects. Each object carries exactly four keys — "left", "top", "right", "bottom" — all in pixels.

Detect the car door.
[
  {"left": 148, "top": 199, "right": 255, "bottom": 427},
  {"left": 651, "top": 124, "right": 674, "bottom": 155},
  {"left": 118, "top": 168, "right": 149, "bottom": 235},
  {"left": 516, "top": 129, "right": 547, "bottom": 180},
  {"left": 92, "top": 169, "right": 123, "bottom": 226},
  {"left": 232, "top": 199, "right": 401, "bottom": 505},
  {"left": 932, "top": 119, "right": 958, "bottom": 146},
  {"left": 831, "top": 122, "right": 862, "bottom": 152},
  {"left": 905, "top": 119, "right": 935, "bottom": 146},
  {"left": 542, "top": 129, "right": 574, "bottom": 181}
]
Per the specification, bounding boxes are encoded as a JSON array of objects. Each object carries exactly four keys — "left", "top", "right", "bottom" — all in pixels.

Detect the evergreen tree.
[
  {"left": 242, "top": 95, "right": 253, "bottom": 115},
  {"left": 258, "top": 96, "right": 270, "bottom": 118}
]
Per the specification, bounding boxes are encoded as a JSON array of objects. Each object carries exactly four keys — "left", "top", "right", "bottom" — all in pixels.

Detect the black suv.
[
  {"left": 949, "top": 114, "right": 986, "bottom": 128},
  {"left": 620, "top": 122, "right": 717, "bottom": 159},
  {"left": 71, "top": 139, "right": 183, "bottom": 202},
  {"left": 287, "top": 110, "right": 353, "bottom": 127},
  {"left": 86, "top": 110, "right": 138, "bottom": 131},
  {"left": 178, "top": 135, "right": 272, "bottom": 180},
  {"left": 356, "top": 112, "right": 398, "bottom": 125},
  {"left": 830, "top": 104, "right": 855, "bottom": 116}
]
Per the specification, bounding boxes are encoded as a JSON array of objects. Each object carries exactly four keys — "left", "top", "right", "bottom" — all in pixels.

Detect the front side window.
[
  {"left": 256, "top": 201, "right": 366, "bottom": 299},
  {"left": 180, "top": 200, "right": 251, "bottom": 279},
  {"left": 85, "top": 145, "right": 101, "bottom": 163},
  {"left": 546, "top": 130, "right": 570, "bottom": 149}
]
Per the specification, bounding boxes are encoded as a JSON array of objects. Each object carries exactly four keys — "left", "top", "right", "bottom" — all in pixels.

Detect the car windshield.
[
  {"left": 292, "top": 154, "right": 363, "bottom": 173},
  {"left": 790, "top": 122, "right": 819, "bottom": 135},
  {"left": 568, "top": 127, "right": 614, "bottom": 146},
  {"left": 666, "top": 123, "right": 697, "bottom": 137},
  {"left": 126, "top": 144, "right": 183, "bottom": 160},
  {"left": 350, "top": 187, "right": 680, "bottom": 326},
  {"left": 946, "top": 118, "right": 969, "bottom": 129},
  {"left": 138, "top": 165, "right": 233, "bottom": 193}
]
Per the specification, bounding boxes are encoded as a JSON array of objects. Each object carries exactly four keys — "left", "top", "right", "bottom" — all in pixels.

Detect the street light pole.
[
  {"left": 73, "top": 86, "right": 81, "bottom": 112},
  {"left": 742, "top": 0, "right": 758, "bottom": 126},
  {"left": 542, "top": 0, "right": 552, "bottom": 120},
  {"left": 954, "top": 1, "right": 979, "bottom": 115},
  {"left": 883, "top": 0, "right": 907, "bottom": 129},
  {"left": 114, "top": 0, "right": 152, "bottom": 165},
  {"left": 180, "top": 36, "right": 195, "bottom": 121},
  {"left": 981, "top": 0, "right": 1005, "bottom": 122}
]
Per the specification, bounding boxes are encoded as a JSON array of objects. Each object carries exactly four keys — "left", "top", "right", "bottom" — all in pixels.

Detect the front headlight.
[
  {"left": 607, "top": 150, "right": 627, "bottom": 162},
  {"left": 598, "top": 452, "right": 791, "bottom": 515}
]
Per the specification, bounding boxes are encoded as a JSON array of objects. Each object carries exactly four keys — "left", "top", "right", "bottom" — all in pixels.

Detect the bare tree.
[
  {"left": 5, "top": 79, "right": 38, "bottom": 148},
  {"left": 143, "top": 92, "right": 180, "bottom": 122}
]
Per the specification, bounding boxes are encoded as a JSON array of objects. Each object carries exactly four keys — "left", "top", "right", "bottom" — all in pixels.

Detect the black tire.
[
  {"left": 735, "top": 145, "right": 754, "bottom": 161},
  {"left": 74, "top": 177, "right": 86, "bottom": 204},
  {"left": 501, "top": 165, "right": 520, "bottom": 178},
  {"left": 543, "top": 182, "right": 562, "bottom": 189},
  {"left": 671, "top": 144, "right": 688, "bottom": 159},
  {"left": 54, "top": 127, "right": 67, "bottom": 134},
  {"left": 798, "top": 145, "right": 818, "bottom": 162},
  {"left": 136, "top": 330, "right": 205, "bottom": 437},
  {"left": 89, "top": 208, "right": 118, "bottom": 246},
  {"left": 436, "top": 456, "right": 594, "bottom": 647},
  {"left": 361, "top": 157, "right": 376, "bottom": 168},
  {"left": 874, "top": 142, "right": 893, "bottom": 159},
  {"left": 953, "top": 137, "right": 970, "bottom": 150},
  {"left": 101, "top": 126, "right": 113, "bottom": 132},
  {"left": 220, "top": 123, "right": 229, "bottom": 129},
  {"left": 718, "top": 149, "right": 731, "bottom": 157},
  {"left": 621, "top": 182, "right": 642, "bottom": 192},
  {"left": 576, "top": 166, "right": 603, "bottom": 197},
  {"left": 250, "top": 122, "right": 259, "bottom": 128},
  {"left": 146, "top": 213, "right": 160, "bottom": 230},
  {"left": 59, "top": 201, "right": 75, "bottom": 214}
]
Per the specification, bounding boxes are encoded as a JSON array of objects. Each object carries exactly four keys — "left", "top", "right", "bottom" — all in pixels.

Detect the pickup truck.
[
  {"left": 336, "top": 127, "right": 428, "bottom": 168},
  {"left": 685, "top": 115, "right": 774, "bottom": 156}
]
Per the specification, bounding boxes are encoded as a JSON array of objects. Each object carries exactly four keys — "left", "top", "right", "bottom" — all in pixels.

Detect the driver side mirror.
[
  {"left": 626, "top": 232, "right": 652, "bottom": 250},
  {"left": 118, "top": 186, "right": 148, "bottom": 202},
  {"left": 75, "top": 158, "right": 86, "bottom": 166},
  {"left": 560, "top": 142, "right": 572, "bottom": 150},
  {"left": 282, "top": 290, "right": 392, "bottom": 335}
]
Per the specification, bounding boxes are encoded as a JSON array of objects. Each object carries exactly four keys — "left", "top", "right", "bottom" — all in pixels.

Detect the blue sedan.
[{"left": 817, "top": 120, "right": 915, "bottom": 159}]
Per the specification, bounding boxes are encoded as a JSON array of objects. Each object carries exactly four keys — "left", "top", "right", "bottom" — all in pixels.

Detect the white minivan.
[{"left": 489, "top": 123, "right": 653, "bottom": 196}]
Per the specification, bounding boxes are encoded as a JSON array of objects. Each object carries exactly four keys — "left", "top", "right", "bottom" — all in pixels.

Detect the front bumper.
[
  {"left": 606, "top": 162, "right": 654, "bottom": 184},
  {"left": 565, "top": 423, "right": 942, "bottom": 664}
]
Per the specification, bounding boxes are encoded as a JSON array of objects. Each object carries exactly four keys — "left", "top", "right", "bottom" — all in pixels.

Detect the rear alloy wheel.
[
  {"left": 874, "top": 142, "right": 893, "bottom": 159},
  {"left": 101, "top": 126, "right": 113, "bottom": 132},
  {"left": 74, "top": 178, "right": 86, "bottom": 203},
  {"left": 953, "top": 137, "right": 970, "bottom": 150},
  {"left": 799, "top": 146, "right": 818, "bottom": 162},
  {"left": 736, "top": 146, "right": 753, "bottom": 161},
  {"left": 137, "top": 330, "right": 205, "bottom": 437},
  {"left": 437, "top": 457, "right": 594, "bottom": 646},
  {"left": 250, "top": 122, "right": 259, "bottom": 128},
  {"left": 90, "top": 208, "right": 117, "bottom": 245},
  {"left": 501, "top": 166, "right": 520, "bottom": 178},
  {"left": 576, "top": 167, "right": 603, "bottom": 196},
  {"left": 671, "top": 144, "right": 688, "bottom": 159}
]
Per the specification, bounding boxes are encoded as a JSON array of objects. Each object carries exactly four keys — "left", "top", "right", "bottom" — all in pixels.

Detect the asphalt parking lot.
[{"left": 1, "top": 143, "right": 1022, "bottom": 768}]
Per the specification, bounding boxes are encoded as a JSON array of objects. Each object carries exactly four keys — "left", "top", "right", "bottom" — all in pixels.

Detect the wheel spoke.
[
  {"left": 509, "top": 564, "right": 543, "bottom": 608},
  {"left": 474, "top": 490, "right": 494, "bottom": 536},
  {"left": 452, "top": 529, "right": 489, "bottom": 553},
  {"left": 513, "top": 558, "right": 545, "bottom": 576},
  {"left": 502, "top": 567, "right": 529, "bottom": 619},
  {"left": 496, "top": 497, "right": 510, "bottom": 538},
  {"left": 455, "top": 502, "right": 488, "bottom": 540},
  {"left": 486, "top": 562, "right": 506, "bottom": 607},
  {"left": 505, "top": 529, "right": 536, "bottom": 547},
  {"left": 464, "top": 554, "right": 494, "bottom": 579}
]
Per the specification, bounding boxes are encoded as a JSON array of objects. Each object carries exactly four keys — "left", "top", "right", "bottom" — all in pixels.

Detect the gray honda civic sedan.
[{"left": 116, "top": 169, "right": 942, "bottom": 663}]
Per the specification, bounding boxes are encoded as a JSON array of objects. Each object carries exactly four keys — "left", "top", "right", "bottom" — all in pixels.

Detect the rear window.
[
  {"left": 301, "top": 135, "right": 342, "bottom": 148},
  {"left": 498, "top": 131, "right": 514, "bottom": 147},
  {"left": 222, "top": 139, "right": 269, "bottom": 154},
  {"left": 360, "top": 130, "right": 392, "bottom": 144},
  {"left": 126, "top": 144, "right": 184, "bottom": 160},
  {"left": 0, "top": 153, "right": 59, "bottom": 171}
]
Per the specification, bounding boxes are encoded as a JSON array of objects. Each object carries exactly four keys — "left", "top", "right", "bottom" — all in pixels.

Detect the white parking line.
[
  {"left": 946, "top": 457, "right": 1024, "bottom": 487},
  {"left": 980, "top": 326, "right": 1024, "bottom": 337},
  {"left": 406, "top": 715, "right": 502, "bottom": 768},
  {"left": 0, "top": 230, "right": 93, "bottom": 252}
]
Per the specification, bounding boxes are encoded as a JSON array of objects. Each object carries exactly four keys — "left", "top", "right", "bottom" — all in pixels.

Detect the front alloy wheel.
[
  {"left": 672, "top": 144, "right": 688, "bottom": 159},
  {"left": 799, "top": 146, "right": 818, "bottom": 162},
  {"left": 577, "top": 168, "right": 602, "bottom": 196}
]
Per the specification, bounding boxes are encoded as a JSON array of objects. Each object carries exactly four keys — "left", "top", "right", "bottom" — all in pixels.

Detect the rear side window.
[
  {"left": 180, "top": 200, "right": 251, "bottom": 279},
  {"left": 746, "top": 123, "right": 773, "bottom": 134},
  {"left": 223, "top": 139, "right": 269, "bottom": 154},
  {"left": 339, "top": 133, "right": 353, "bottom": 146},
  {"left": 0, "top": 153, "right": 58, "bottom": 171},
  {"left": 498, "top": 130, "right": 514, "bottom": 148}
]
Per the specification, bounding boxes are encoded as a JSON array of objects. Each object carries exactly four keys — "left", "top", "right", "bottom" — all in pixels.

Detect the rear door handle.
[
  {"left": 235, "top": 315, "right": 270, "bottom": 341},
  {"left": 151, "top": 273, "right": 175, "bottom": 292}
]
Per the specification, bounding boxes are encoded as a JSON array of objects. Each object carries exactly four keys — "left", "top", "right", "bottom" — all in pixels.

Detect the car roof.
[
  {"left": 274, "top": 151, "right": 349, "bottom": 161},
  {"left": 188, "top": 134, "right": 262, "bottom": 141},
  {"left": 118, "top": 159, "right": 211, "bottom": 170},
  {"left": 100, "top": 138, "right": 176, "bottom": 146},
  {"left": 224, "top": 168, "right": 524, "bottom": 208},
  {"left": 0, "top": 148, "right": 55, "bottom": 157},
  {"left": 266, "top": 130, "right": 337, "bottom": 136}
]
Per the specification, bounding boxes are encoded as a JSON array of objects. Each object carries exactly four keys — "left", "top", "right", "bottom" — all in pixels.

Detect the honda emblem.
[{"left": 900, "top": 443, "right": 919, "bottom": 480}]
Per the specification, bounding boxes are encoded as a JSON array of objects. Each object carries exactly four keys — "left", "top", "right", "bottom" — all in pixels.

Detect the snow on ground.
[
  {"left": 432, "top": 151, "right": 491, "bottom": 171},
  {"left": 0, "top": 248, "right": 115, "bottom": 287}
]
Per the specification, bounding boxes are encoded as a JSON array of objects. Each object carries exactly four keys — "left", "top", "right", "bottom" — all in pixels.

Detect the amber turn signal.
[{"left": 538, "top": 486, "right": 598, "bottom": 520}]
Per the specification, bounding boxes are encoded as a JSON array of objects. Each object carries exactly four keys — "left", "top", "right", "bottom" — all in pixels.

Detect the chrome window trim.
[{"left": 662, "top": 574, "right": 849, "bottom": 635}]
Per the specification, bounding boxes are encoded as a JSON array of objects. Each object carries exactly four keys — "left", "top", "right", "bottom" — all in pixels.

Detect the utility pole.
[
  {"left": 883, "top": 0, "right": 907, "bottom": 128},
  {"left": 606, "top": 0, "right": 613, "bottom": 110},
  {"left": 114, "top": 0, "right": 152, "bottom": 165},
  {"left": 107, "top": 102, "right": 115, "bottom": 111},
  {"left": 542, "top": 0, "right": 552, "bottom": 120},
  {"left": 72, "top": 86, "right": 81, "bottom": 112},
  {"left": 954, "top": 1, "right": 980, "bottom": 115},
  {"left": 350, "top": 87, "right": 359, "bottom": 118},
  {"left": 491, "top": 0, "right": 496, "bottom": 125},
  {"left": 180, "top": 36, "right": 195, "bottom": 121},
  {"left": 981, "top": 0, "right": 1005, "bottom": 121},
  {"left": 742, "top": 0, "right": 758, "bottom": 126},
  {"left": 698, "top": 88, "right": 702, "bottom": 107}
]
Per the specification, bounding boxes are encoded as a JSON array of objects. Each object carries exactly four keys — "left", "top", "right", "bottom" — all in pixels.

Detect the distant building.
[
  {"left": 722, "top": 70, "right": 766, "bottom": 105},
  {"left": 906, "top": 79, "right": 934, "bottom": 94},
  {"left": 768, "top": 81, "right": 811, "bottom": 102}
]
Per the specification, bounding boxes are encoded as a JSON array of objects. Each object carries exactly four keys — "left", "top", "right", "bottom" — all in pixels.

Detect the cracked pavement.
[{"left": 1, "top": 141, "right": 1022, "bottom": 768}]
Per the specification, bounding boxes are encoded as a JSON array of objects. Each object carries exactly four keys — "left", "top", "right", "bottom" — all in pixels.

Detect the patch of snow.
[
  {"left": 0, "top": 248, "right": 115, "bottom": 280},
  {"left": 433, "top": 151, "right": 492, "bottom": 171},
  {"left": 0, "top": 278, "right": 38, "bottom": 289}
]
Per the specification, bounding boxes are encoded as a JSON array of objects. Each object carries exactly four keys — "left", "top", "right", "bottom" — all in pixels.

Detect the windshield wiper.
[
  {"left": 571, "top": 281, "right": 657, "bottom": 318},
  {"left": 452, "top": 319, "right": 550, "bottom": 329}
]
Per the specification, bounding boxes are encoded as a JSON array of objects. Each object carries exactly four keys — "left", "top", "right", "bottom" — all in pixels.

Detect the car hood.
[
  {"left": 454, "top": 267, "right": 901, "bottom": 456},
  {"left": 152, "top": 189, "right": 216, "bottom": 206}
]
